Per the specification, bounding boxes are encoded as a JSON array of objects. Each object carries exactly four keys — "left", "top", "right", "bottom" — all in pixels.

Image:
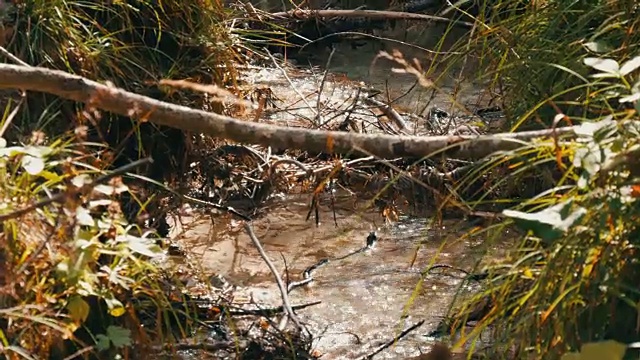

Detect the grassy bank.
[
  {"left": 0, "top": 1, "right": 243, "bottom": 358},
  {"left": 433, "top": 1, "right": 640, "bottom": 358}
]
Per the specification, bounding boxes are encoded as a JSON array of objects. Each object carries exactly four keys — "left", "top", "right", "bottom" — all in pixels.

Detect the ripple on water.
[{"left": 167, "top": 194, "right": 497, "bottom": 358}]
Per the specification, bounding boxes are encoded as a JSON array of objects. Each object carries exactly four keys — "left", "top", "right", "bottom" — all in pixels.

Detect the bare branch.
[
  {"left": 244, "top": 222, "right": 303, "bottom": 332},
  {"left": 0, "top": 64, "right": 577, "bottom": 160},
  {"left": 269, "top": 9, "right": 475, "bottom": 27}
]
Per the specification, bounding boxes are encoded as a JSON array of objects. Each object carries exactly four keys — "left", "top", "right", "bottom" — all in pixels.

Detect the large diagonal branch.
[{"left": 0, "top": 64, "right": 576, "bottom": 160}]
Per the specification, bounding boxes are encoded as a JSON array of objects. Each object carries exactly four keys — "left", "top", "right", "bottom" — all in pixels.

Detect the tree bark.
[{"left": 0, "top": 64, "right": 576, "bottom": 160}]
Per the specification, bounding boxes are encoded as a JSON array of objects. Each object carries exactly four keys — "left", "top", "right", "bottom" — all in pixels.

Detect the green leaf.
[
  {"left": 574, "top": 117, "right": 614, "bottom": 137},
  {"left": 95, "top": 334, "right": 111, "bottom": 351},
  {"left": 620, "top": 56, "right": 640, "bottom": 76},
  {"left": 619, "top": 92, "right": 640, "bottom": 103},
  {"left": 66, "top": 296, "right": 90, "bottom": 323},
  {"left": 76, "top": 206, "right": 95, "bottom": 227},
  {"left": 38, "top": 170, "right": 63, "bottom": 182},
  {"left": 23, "top": 145, "right": 53, "bottom": 158},
  {"left": 118, "top": 234, "right": 162, "bottom": 258},
  {"left": 574, "top": 142, "right": 609, "bottom": 176},
  {"left": 94, "top": 183, "right": 129, "bottom": 195},
  {"left": 583, "top": 41, "right": 613, "bottom": 54},
  {"left": 503, "top": 201, "right": 587, "bottom": 242},
  {"left": 71, "top": 174, "right": 92, "bottom": 188},
  {"left": 584, "top": 57, "right": 620, "bottom": 75},
  {"left": 106, "top": 326, "right": 132, "bottom": 349}
]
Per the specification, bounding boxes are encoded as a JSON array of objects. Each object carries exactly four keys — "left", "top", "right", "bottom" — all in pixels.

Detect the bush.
[
  {"left": 440, "top": 7, "right": 640, "bottom": 358},
  {"left": 0, "top": 128, "right": 174, "bottom": 358}
]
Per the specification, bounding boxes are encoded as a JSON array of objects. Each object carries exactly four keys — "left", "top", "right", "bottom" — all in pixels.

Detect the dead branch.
[
  {"left": 244, "top": 222, "right": 303, "bottom": 332},
  {"left": 0, "top": 64, "right": 577, "bottom": 160},
  {"left": 360, "top": 319, "right": 426, "bottom": 360},
  {"left": 363, "top": 96, "right": 409, "bottom": 132},
  {"left": 269, "top": 9, "right": 474, "bottom": 28}
]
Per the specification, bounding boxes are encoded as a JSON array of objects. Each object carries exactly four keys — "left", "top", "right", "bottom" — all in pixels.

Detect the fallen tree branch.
[
  {"left": 227, "top": 300, "right": 322, "bottom": 316},
  {"left": 244, "top": 222, "right": 303, "bottom": 332},
  {"left": 269, "top": 9, "right": 474, "bottom": 28},
  {"left": 0, "top": 64, "right": 577, "bottom": 160},
  {"left": 363, "top": 96, "right": 409, "bottom": 132}
]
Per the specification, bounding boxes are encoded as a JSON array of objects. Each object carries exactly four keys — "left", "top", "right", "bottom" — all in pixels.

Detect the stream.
[
  {"left": 166, "top": 194, "right": 511, "bottom": 359},
  {"left": 164, "top": 11, "right": 508, "bottom": 359}
]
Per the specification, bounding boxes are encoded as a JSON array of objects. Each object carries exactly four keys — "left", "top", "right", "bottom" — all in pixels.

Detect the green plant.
[
  {"left": 0, "top": 125, "right": 180, "bottom": 359},
  {"left": 436, "top": 0, "right": 640, "bottom": 131},
  {"left": 442, "top": 53, "right": 640, "bottom": 359}
]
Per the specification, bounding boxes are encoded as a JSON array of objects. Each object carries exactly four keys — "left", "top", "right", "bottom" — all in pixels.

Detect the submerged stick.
[
  {"left": 244, "top": 222, "right": 303, "bottom": 331},
  {"left": 360, "top": 319, "right": 426, "bottom": 360},
  {"left": 0, "top": 64, "right": 578, "bottom": 160}
]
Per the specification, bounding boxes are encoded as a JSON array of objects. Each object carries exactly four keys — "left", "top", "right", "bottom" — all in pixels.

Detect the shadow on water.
[{"left": 168, "top": 194, "right": 513, "bottom": 359}]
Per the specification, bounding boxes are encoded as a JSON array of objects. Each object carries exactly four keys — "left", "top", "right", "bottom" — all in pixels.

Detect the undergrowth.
[
  {"left": 427, "top": 0, "right": 640, "bottom": 130},
  {"left": 1, "top": 0, "right": 242, "bottom": 208},
  {"left": 0, "top": 127, "right": 178, "bottom": 359},
  {"left": 428, "top": 2, "right": 640, "bottom": 359},
  {"left": 0, "top": 1, "right": 243, "bottom": 358}
]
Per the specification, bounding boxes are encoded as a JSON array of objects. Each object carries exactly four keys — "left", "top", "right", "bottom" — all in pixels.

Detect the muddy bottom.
[{"left": 167, "top": 194, "right": 507, "bottom": 359}]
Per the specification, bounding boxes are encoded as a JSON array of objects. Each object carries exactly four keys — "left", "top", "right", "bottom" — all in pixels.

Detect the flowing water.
[
  {"left": 167, "top": 9, "right": 508, "bottom": 358},
  {"left": 167, "top": 194, "right": 513, "bottom": 359}
]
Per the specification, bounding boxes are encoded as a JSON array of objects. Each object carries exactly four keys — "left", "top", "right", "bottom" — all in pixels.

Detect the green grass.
[{"left": 417, "top": 1, "right": 640, "bottom": 358}]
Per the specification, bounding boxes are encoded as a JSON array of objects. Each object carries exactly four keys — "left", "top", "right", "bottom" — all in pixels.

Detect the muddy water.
[
  {"left": 173, "top": 9, "right": 500, "bottom": 358},
  {"left": 168, "top": 194, "right": 504, "bottom": 359}
]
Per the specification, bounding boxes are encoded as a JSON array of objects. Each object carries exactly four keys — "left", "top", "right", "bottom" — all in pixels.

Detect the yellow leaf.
[
  {"left": 109, "top": 305, "right": 126, "bottom": 317},
  {"left": 580, "top": 341, "right": 626, "bottom": 360},
  {"left": 326, "top": 135, "right": 334, "bottom": 153},
  {"left": 67, "top": 296, "right": 90, "bottom": 323},
  {"left": 522, "top": 268, "right": 534, "bottom": 279},
  {"left": 561, "top": 352, "right": 582, "bottom": 360}
]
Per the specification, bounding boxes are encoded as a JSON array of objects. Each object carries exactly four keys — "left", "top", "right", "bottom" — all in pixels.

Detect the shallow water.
[
  {"left": 167, "top": 11, "right": 504, "bottom": 358},
  {"left": 167, "top": 193, "right": 510, "bottom": 359}
]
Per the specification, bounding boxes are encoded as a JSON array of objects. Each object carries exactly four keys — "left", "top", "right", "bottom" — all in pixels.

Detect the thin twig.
[
  {"left": 303, "top": 31, "right": 462, "bottom": 56},
  {"left": 360, "top": 320, "right": 426, "bottom": 360},
  {"left": 270, "top": 9, "right": 474, "bottom": 27},
  {"left": 0, "top": 96, "right": 25, "bottom": 138},
  {"left": 315, "top": 46, "right": 336, "bottom": 125},
  {"left": 266, "top": 51, "right": 318, "bottom": 121},
  {"left": 0, "top": 46, "right": 29, "bottom": 67},
  {"left": 243, "top": 222, "right": 303, "bottom": 331},
  {"left": 227, "top": 300, "right": 322, "bottom": 316},
  {"left": 364, "top": 97, "right": 409, "bottom": 132}
]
